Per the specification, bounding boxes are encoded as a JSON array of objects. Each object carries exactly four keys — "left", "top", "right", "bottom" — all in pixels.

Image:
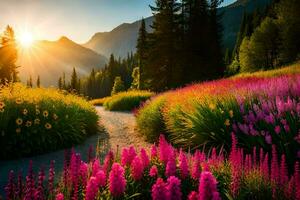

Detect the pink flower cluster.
[{"left": 4, "top": 134, "right": 300, "bottom": 200}]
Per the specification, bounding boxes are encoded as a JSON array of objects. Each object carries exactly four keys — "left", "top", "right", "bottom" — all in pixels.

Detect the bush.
[
  {"left": 103, "top": 90, "right": 154, "bottom": 111},
  {"left": 136, "top": 96, "right": 166, "bottom": 142},
  {"left": 90, "top": 96, "right": 111, "bottom": 106},
  {"left": 0, "top": 83, "right": 99, "bottom": 159},
  {"left": 136, "top": 64, "right": 300, "bottom": 164}
]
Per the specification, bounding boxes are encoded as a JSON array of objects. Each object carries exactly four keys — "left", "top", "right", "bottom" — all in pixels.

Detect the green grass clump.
[
  {"left": 136, "top": 96, "right": 166, "bottom": 142},
  {"left": 102, "top": 90, "right": 154, "bottom": 111},
  {"left": 90, "top": 96, "right": 111, "bottom": 106},
  {"left": 0, "top": 83, "right": 99, "bottom": 159}
]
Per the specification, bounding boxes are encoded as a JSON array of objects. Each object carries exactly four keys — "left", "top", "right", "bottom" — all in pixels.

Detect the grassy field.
[
  {"left": 136, "top": 63, "right": 300, "bottom": 165},
  {"left": 91, "top": 90, "right": 154, "bottom": 111},
  {"left": 0, "top": 83, "right": 99, "bottom": 159}
]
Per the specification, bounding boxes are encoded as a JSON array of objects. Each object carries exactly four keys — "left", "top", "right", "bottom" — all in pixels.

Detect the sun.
[{"left": 18, "top": 32, "right": 34, "bottom": 48}]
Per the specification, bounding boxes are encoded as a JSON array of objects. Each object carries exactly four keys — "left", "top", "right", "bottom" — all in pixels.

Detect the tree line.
[{"left": 226, "top": 0, "right": 300, "bottom": 74}]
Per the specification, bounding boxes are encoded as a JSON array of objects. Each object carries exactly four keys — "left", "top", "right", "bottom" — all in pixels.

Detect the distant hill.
[
  {"left": 84, "top": 0, "right": 271, "bottom": 58},
  {"left": 18, "top": 36, "right": 107, "bottom": 86}
]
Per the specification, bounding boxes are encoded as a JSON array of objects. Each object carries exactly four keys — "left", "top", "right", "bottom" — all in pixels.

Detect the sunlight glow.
[{"left": 18, "top": 32, "right": 34, "bottom": 48}]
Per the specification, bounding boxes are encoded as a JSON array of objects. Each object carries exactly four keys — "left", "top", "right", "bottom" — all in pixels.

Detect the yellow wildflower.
[
  {"left": 36, "top": 109, "right": 40, "bottom": 115},
  {"left": 0, "top": 101, "right": 5, "bottom": 108},
  {"left": 16, "top": 128, "right": 21, "bottom": 134},
  {"left": 209, "top": 104, "right": 216, "bottom": 110},
  {"left": 229, "top": 110, "right": 234, "bottom": 118},
  {"left": 53, "top": 114, "right": 58, "bottom": 120},
  {"left": 34, "top": 119, "right": 40, "bottom": 125},
  {"left": 25, "top": 121, "right": 32, "bottom": 127},
  {"left": 0, "top": 108, "right": 4, "bottom": 113},
  {"left": 16, "top": 118, "right": 23, "bottom": 126},
  {"left": 224, "top": 119, "right": 230, "bottom": 126},
  {"left": 45, "top": 123, "right": 52, "bottom": 130},
  {"left": 23, "top": 109, "right": 28, "bottom": 115},
  {"left": 43, "top": 110, "right": 49, "bottom": 117},
  {"left": 15, "top": 98, "right": 23, "bottom": 105}
]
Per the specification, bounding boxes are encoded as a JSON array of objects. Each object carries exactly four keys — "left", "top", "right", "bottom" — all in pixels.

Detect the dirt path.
[{"left": 95, "top": 106, "right": 150, "bottom": 151}]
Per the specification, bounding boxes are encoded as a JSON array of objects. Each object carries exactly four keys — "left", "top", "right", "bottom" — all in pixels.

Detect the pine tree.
[
  {"left": 146, "top": 0, "right": 182, "bottom": 91},
  {"left": 62, "top": 72, "right": 66, "bottom": 89},
  {"left": 70, "top": 67, "right": 78, "bottom": 92},
  {"left": 0, "top": 25, "right": 18, "bottom": 83},
  {"left": 27, "top": 75, "right": 33, "bottom": 88},
  {"left": 58, "top": 77, "right": 63, "bottom": 90},
  {"left": 37, "top": 75, "right": 40, "bottom": 88},
  {"left": 111, "top": 76, "right": 125, "bottom": 95},
  {"left": 136, "top": 18, "right": 148, "bottom": 89}
]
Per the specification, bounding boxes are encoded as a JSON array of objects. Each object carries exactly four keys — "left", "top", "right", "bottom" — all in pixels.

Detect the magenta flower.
[
  {"left": 140, "top": 148, "right": 150, "bottom": 168},
  {"left": 167, "top": 176, "right": 182, "bottom": 200},
  {"left": 86, "top": 177, "right": 99, "bottom": 200},
  {"left": 109, "top": 163, "right": 126, "bottom": 197},
  {"left": 80, "top": 162, "right": 88, "bottom": 188},
  {"left": 131, "top": 156, "right": 144, "bottom": 181},
  {"left": 55, "top": 193, "right": 64, "bottom": 200},
  {"left": 34, "top": 168, "right": 45, "bottom": 200},
  {"left": 166, "top": 150, "right": 177, "bottom": 177},
  {"left": 128, "top": 146, "right": 137, "bottom": 165},
  {"left": 151, "top": 144, "right": 158, "bottom": 159},
  {"left": 178, "top": 149, "right": 189, "bottom": 179},
  {"left": 275, "top": 126, "right": 281, "bottom": 134},
  {"left": 103, "top": 151, "right": 114, "bottom": 175},
  {"left": 159, "top": 134, "right": 171, "bottom": 164},
  {"left": 265, "top": 134, "right": 272, "bottom": 144},
  {"left": 96, "top": 170, "right": 106, "bottom": 187},
  {"left": 121, "top": 148, "right": 129, "bottom": 166},
  {"left": 188, "top": 191, "right": 198, "bottom": 200},
  {"left": 152, "top": 178, "right": 169, "bottom": 200},
  {"left": 198, "top": 171, "right": 220, "bottom": 200},
  {"left": 150, "top": 165, "right": 158, "bottom": 178},
  {"left": 280, "top": 154, "right": 288, "bottom": 186},
  {"left": 92, "top": 159, "right": 101, "bottom": 176},
  {"left": 5, "top": 170, "right": 15, "bottom": 200},
  {"left": 271, "top": 145, "right": 279, "bottom": 182}
]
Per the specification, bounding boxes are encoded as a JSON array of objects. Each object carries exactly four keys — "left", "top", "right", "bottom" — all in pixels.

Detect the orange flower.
[
  {"left": 43, "top": 110, "right": 49, "bottom": 117},
  {"left": 45, "top": 123, "right": 52, "bottom": 130}
]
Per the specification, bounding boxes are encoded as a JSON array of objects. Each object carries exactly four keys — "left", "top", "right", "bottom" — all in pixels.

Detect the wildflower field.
[
  {"left": 4, "top": 134, "right": 300, "bottom": 200},
  {"left": 91, "top": 90, "right": 154, "bottom": 111},
  {"left": 0, "top": 83, "right": 99, "bottom": 159},
  {"left": 136, "top": 64, "right": 300, "bottom": 166}
]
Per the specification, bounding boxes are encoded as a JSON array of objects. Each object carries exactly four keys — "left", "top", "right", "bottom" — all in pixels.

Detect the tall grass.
[
  {"left": 0, "top": 83, "right": 99, "bottom": 159},
  {"left": 100, "top": 90, "right": 154, "bottom": 111},
  {"left": 136, "top": 64, "right": 300, "bottom": 164}
]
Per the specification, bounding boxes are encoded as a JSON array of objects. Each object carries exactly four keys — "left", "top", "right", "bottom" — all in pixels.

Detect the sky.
[{"left": 0, "top": 0, "right": 236, "bottom": 43}]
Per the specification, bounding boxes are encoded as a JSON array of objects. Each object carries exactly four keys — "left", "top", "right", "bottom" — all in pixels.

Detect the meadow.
[
  {"left": 0, "top": 83, "right": 99, "bottom": 159},
  {"left": 136, "top": 64, "right": 300, "bottom": 166},
  {"left": 4, "top": 134, "right": 300, "bottom": 200},
  {"left": 91, "top": 90, "right": 154, "bottom": 111}
]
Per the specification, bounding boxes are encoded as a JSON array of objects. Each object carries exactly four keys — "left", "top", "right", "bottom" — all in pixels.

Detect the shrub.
[
  {"left": 4, "top": 135, "right": 299, "bottom": 200},
  {"left": 103, "top": 90, "right": 154, "bottom": 111},
  {"left": 111, "top": 76, "right": 125, "bottom": 96},
  {"left": 136, "top": 64, "right": 300, "bottom": 164},
  {"left": 136, "top": 96, "right": 166, "bottom": 142},
  {"left": 90, "top": 96, "right": 111, "bottom": 106},
  {"left": 0, "top": 83, "right": 99, "bottom": 159}
]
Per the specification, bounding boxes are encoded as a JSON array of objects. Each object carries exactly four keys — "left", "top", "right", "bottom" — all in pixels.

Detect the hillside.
[
  {"left": 18, "top": 36, "right": 107, "bottom": 86},
  {"left": 84, "top": 0, "right": 271, "bottom": 58}
]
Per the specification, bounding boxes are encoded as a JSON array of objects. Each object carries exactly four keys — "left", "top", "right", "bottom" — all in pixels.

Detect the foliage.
[
  {"left": 136, "top": 96, "right": 167, "bottom": 142},
  {"left": 90, "top": 96, "right": 111, "bottom": 106},
  {"left": 130, "top": 67, "right": 140, "bottom": 90},
  {"left": 0, "top": 83, "right": 99, "bottom": 159},
  {"left": 239, "top": 17, "right": 279, "bottom": 72},
  {"left": 136, "top": 63, "right": 300, "bottom": 165},
  {"left": 0, "top": 25, "right": 18, "bottom": 83},
  {"left": 3, "top": 135, "right": 300, "bottom": 200},
  {"left": 111, "top": 76, "right": 125, "bottom": 96},
  {"left": 101, "top": 90, "right": 154, "bottom": 111}
]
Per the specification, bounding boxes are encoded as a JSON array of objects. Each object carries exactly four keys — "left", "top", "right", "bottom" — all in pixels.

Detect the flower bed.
[
  {"left": 0, "top": 83, "right": 99, "bottom": 159},
  {"left": 3, "top": 134, "right": 300, "bottom": 200}
]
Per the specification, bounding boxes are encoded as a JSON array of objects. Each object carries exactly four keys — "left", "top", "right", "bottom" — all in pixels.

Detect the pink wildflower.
[
  {"left": 121, "top": 148, "right": 129, "bottom": 166},
  {"left": 159, "top": 134, "right": 171, "bottom": 164},
  {"left": 167, "top": 176, "right": 182, "bottom": 200},
  {"left": 92, "top": 159, "right": 101, "bottom": 176},
  {"left": 149, "top": 165, "right": 158, "bottom": 177},
  {"left": 55, "top": 193, "right": 64, "bottom": 200},
  {"left": 103, "top": 151, "right": 114, "bottom": 175},
  {"left": 140, "top": 148, "right": 150, "bottom": 168},
  {"left": 178, "top": 149, "right": 189, "bottom": 179},
  {"left": 166, "top": 150, "right": 177, "bottom": 177},
  {"left": 86, "top": 177, "right": 98, "bottom": 200},
  {"left": 96, "top": 170, "right": 106, "bottom": 187},
  {"left": 131, "top": 156, "right": 144, "bottom": 181},
  {"left": 152, "top": 178, "right": 169, "bottom": 200},
  {"left": 275, "top": 126, "right": 281, "bottom": 134},
  {"left": 109, "top": 163, "right": 126, "bottom": 197},
  {"left": 128, "top": 146, "right": 137, "bottom": 165},
  {"left": 198, "top": 171, "right": 220, "bottom": 200},
  {"left": 188, "top": 191, "right": 198, "bottom": 200},
  {"left": 271, "top": 145, "right": 279, "bottom": 183},
  {"left": 279, "top": 154, "right": 288, "bottom": 186},
  {"left": 151, "top": 144, "right": 158, "bottom": 159}
]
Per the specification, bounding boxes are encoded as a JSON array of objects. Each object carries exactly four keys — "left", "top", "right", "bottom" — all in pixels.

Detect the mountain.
[
  {"left": 84, "top": 0, "right": 271, "bottom": 58},
  {"left": 18, "top": 36, "right": 107, "bottom": 86}
]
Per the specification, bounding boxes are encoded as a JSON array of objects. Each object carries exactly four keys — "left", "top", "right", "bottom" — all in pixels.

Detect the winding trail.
[{"left": 95, "top": 106, "right": 150, "bottom": 151}]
